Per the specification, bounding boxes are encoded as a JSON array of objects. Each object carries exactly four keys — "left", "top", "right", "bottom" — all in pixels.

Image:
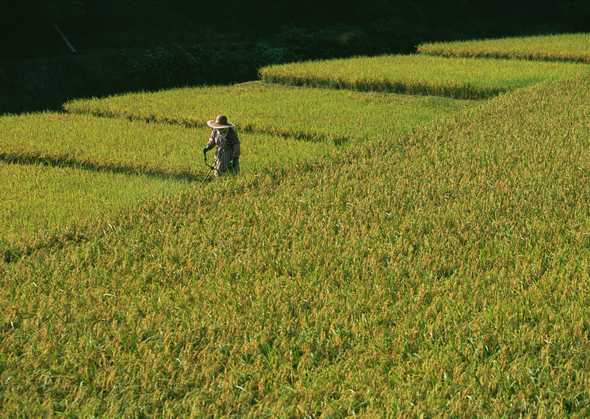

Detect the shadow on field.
[
  {"left": 0, "top": 152, "right": 205, "bottom": 183},
  {"left": 66, "top": 110, "right": 350, "bottom": 146},
  {"left": 0, "top": 44, "right": 262, "bottom": 116}
]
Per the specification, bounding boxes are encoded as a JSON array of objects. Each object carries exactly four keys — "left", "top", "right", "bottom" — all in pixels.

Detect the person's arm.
[{"left": 203, "top": 130, "right": 216, "bottom": 153}]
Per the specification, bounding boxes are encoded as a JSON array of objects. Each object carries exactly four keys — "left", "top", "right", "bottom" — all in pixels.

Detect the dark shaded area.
[
  {"left": 1, "top": 1, "right": 588, "bottom": 114},
  {"left": 259, "top": 74, "right": 507, "bottom": 100}
]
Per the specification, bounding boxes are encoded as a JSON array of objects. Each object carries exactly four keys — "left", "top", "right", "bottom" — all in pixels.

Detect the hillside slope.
[{"left": 2, "top": 76, "right": 590, "bottom": 415}]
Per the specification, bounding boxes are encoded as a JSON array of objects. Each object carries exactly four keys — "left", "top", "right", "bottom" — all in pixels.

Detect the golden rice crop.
[
  {"left": 260, "top": 55, "right": 589, "bottom": 99},
  {"left": 2, "top": 77, "right": 590, "bottom": 416},
  {"left": 0, "top": 113, "right": 332, "bottom": 176},
  {"left": 0, "top": 113, "right": 333, "bottom": 256},
  {"left": 64, "top": 82, "right": 470, "bottom": 144},
  {"left": 418, "top": 33, "right": 590, "bottom": 63}
]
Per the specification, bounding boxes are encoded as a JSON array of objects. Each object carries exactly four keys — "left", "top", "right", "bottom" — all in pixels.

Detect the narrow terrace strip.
[
  {"left": 0, "top": 160, "right": 192, "bottom": 262},
  {"left": 64, "top": 81, "right": 470, "bottom": 145},
  {"left": 260, "top": 73, "right": 505, "bottom": 99},
  {"left": 0, "top": 156, "right": 343, "bottom": 264},
  {"left": 0, "top": 113, "right": 335, "bottom": 178},
  {"left": 418, "top": 33, "right": 590, "bottom": 63},
  {"left": 259, "top": 55, "right": 589, "bottom": 99}
]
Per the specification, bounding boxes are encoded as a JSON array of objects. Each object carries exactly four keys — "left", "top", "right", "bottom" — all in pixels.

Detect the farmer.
[{"left": 203, "top": 114, "right": 241, "bottom": 176}]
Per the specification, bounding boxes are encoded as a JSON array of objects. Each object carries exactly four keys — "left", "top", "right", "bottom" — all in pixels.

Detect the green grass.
[
  {"left": 0, "top": 113, "right": 332, "bottom": 177},
  {"left": 2, "top": 76, "right": 590, "bottom": 415},
  {"left": 260, "top": 55, "right": 589, "bottom": 99},
  {"left": 418, "top": 33, "right": 590, "bottom": 63},
  {"left": 0, "top": 161, "right": 190, "bottom": 257},
  {"left": 65, "top": 82, "right": 470, "bottom": 144}
]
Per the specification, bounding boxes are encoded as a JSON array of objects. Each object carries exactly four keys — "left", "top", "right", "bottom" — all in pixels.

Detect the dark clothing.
[{"left": 205, "top": 127, "right": 241, "bottom": 176}]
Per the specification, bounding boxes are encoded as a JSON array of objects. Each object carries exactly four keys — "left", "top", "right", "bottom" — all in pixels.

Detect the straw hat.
[{"left": 207, "top": 114, "right": 234, "bottom": 129}]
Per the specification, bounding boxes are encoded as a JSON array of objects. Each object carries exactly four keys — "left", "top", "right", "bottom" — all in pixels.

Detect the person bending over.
[{"left": 203, "top": 115, "right": 241, "bottom": 176}]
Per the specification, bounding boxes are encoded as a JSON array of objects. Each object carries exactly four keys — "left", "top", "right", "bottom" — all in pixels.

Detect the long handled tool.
[{"left": 201, "top": 150, "right": 215, "bottom": 184}]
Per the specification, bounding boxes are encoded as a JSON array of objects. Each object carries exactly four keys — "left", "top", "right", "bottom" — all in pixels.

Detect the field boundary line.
[
  {"left": 0, "top": 152, "right": 201, "bottom": 183},
  {"left": 417, "top": 48, "right": 590, "bottom": 64},
  {"left": 260, "top": 74, "right": 506, "bottom": 100},
  {"left": 64, "top": 108, "right": 350, "bottom": 146}
]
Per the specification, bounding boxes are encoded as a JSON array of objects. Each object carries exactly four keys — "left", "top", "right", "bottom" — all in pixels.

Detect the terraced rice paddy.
[
  {"left": 418, "top": 33, "right": 590, "bottom": 63},
  {"left": 0, "top": 113, "right": 332, "bottom": 177},
  {"left": 2, "top": 34, "right": 590, "bottom": 416},
  {"left": 65, "top": 82, "right": 470, "bottom": 144},
  {"left": 260, "top": 55, "right": 589, "bottom": 98},
  {"left": 0, "top": 113, "right": 334, "bottom": 255}
]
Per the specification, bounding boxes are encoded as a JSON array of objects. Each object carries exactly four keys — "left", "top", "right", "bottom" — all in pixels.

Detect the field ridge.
[
  {"left": 0, "top": 152, "right": 200, "bottom": 183},
  {"left": 260, "top": 73, "right": 506, "bottom": 99},
  {"left": 65, "top": 107, "right": 349, "bottom": 146}
]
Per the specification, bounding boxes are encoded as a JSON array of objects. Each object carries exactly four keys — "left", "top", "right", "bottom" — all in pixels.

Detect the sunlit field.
[
  {"left": 0, "top": 113, "right": 333, "bottom": 256},
  {"left": 0, "top": 113, "right": 332, "bottom": 175},
  {"left": 0, "top": 161, "right": 189, "bottom": 256},
  {"left": 2, "top": 34, "right": 590, "bottom": 416},
  {"left": 260, "top": 54, "right": 589, "bottom": 98},
  {"left": 65, "top": 82, "right": 470, "bottom": 144},
  {"left": 419, "top": 33, "right": 590, "bottom": 63}
]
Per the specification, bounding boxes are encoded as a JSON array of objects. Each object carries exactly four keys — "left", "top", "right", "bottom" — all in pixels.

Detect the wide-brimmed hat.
[{"left": 207, "top": 114, "right": 234, "bottom": 129}]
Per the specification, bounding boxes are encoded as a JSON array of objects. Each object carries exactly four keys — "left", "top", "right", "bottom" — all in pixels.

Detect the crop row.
[
  {"left": 65, "top": 82, "right": 469, "bottom": 144},
  {"left": 2, "top": 77, "right": 590, "bottom": 416},
  {"left": 418, "top": 33, "right": 590, "bottom": 63},
  {"left": 259, "top": 55, "right": 589, "bottom": 99}
]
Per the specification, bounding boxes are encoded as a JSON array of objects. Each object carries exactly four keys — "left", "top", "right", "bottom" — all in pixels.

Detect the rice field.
[
  {"left": 65, "top": 82, "right": 470, "bottom": 144},
  {"left": 0, "top": 113, "right": 334, "bottom": 256},
  {"left": 418, "top": 33, "right": 590, "bottom": 63},
  {"left": 0, "top": 161, "right": 189, "bottom": 258},
  {"left": 260, "top": 55, "right": 589, "bottom": 99},
  {"left": 2, "top": 34, "right": 590, "bottom": 416},
  {"left": 0, "top": 113, "right": 332, "bottom": 176},
  {"left": 3, "top": 76, "right": 590, "bottom": 415}
]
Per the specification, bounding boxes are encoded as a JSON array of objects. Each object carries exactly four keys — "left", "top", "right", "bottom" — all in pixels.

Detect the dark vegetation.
[{"left": 1, "top": 0, "right": 589, "bottom": 114}]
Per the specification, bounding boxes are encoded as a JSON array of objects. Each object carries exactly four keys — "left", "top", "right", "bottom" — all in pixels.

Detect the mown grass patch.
[
  {"left": 260, "top": 55, "right": 589, "bottom": 99},
  {"left": 418, "top": 33, "right": 590, "bottom": 63},
  {"left": 64, "top": 82, "right": 471, "bottom": 144},
  {"left": 0, "top": 161, "right": 191, "bottom": 258},
  {"left": 0, "top": 113, "right": 333, "bottom": 177},
  {"left": 2, "top": 77, "right": 590, "bottom": 415}
]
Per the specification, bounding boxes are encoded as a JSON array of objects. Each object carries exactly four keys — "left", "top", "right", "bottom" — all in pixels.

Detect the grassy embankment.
[
  {"left": 0, "top": 113, "right": 333, "bottom": 255},
  {"left": 259, "top": 55, "right": 589, "bottom": 99},
  {"left": 65, "top": 82, "right": 470, "bottom": 144},
  {"left": 418, "top": 33, "right": 590, "bottom": 63},
  {"left": 2, "top": 74, "right": 590, "bottom": 415}
]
